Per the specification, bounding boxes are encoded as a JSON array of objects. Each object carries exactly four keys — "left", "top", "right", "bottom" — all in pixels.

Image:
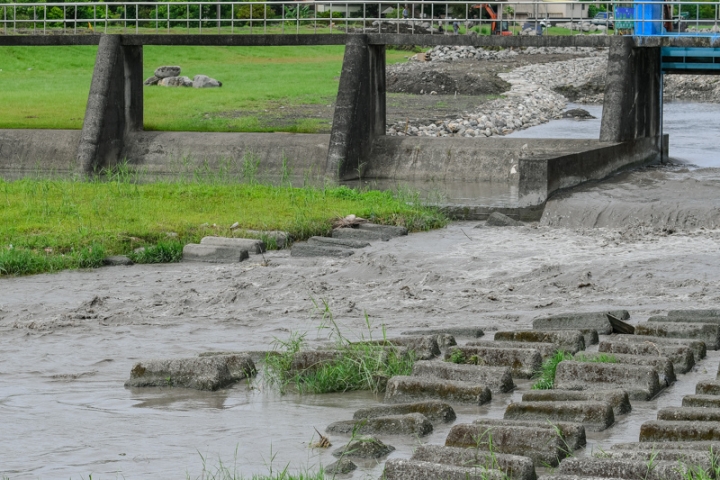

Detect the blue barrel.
[{"left": 634, "top": 0, "right": 663, "bottom": 35}]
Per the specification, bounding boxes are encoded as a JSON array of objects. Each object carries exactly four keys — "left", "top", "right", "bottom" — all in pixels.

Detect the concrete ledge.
[
  {"left": 0, "top": 129, "right": 81, "bottom": 178},
  {"left": 383, "top": 459, "right": 505, "bottom": 480},
  {"left": 411, "top": 445, "right": 537, "bottom": 480},
  {"left": 554, "top": 361, "right": 662, "bottom": 401},
  {"left": 327, "top": 413, "right": 433, "bottom": 436},
  {"left": 639, "top": 420, "right": 720, "bottom": 442},
  {"left": 504, "top": 401, "right": 615, "bottom": 432},
  {"left": 384, "top": 375, "right": 492, "bottom": 405}
]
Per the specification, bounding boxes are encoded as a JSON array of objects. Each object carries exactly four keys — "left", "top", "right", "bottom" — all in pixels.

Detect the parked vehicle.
[{"left": 591, "top": 12, "right": 614, "bottom": 27}]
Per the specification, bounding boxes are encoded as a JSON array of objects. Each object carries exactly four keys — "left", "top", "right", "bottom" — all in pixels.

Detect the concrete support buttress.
[
  {"left": 600, "top": 37, "right": 662, "bottom": 146},
  {"left": 77, "top": 35, "right": 143, "bottom": 174},
  {"left": 326, "top": 35, "right": 386, "bottom": 181}
]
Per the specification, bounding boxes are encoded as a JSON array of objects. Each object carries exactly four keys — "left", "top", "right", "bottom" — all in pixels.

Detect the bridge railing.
[{"left": 1, "top": 1, "right": 719, "bottom": 37}]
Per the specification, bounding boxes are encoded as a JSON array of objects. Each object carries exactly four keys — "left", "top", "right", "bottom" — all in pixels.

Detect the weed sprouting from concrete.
[
  {"left": 573, "top": 353, "right": 619, "bottom": 364},
  {"left": 531, "top": 351, "right": 573, "bottom": 390}
]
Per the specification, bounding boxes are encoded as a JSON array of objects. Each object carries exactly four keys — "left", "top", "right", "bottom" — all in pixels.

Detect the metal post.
[{"left": 659, "top": 71, "right": 665, "bottom": 162}]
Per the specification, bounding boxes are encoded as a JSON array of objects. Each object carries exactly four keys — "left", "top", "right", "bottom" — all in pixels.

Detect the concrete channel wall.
[{"left": 0, "top": 33, "right": 669, "bottom": 215}]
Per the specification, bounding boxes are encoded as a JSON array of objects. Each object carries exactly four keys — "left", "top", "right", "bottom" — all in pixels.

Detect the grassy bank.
[
  {"left": 0, "top": 173, "right": 446, "bottom": 276},
  {"left": 0, "top": 44, "right": 409, "bottom": 132}
]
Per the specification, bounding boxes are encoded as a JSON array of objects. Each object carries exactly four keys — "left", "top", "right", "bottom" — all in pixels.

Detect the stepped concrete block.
[
  {"left": 290, "top": 243, "right": 354, "bottom": 257},
  {"left": 532, "top": 311, "right": 630, "bottom": 335},
  {"left": 683, "top": 395, "right": 720, "bottom": 408},
  {"left": 384, "top": 375, "right": 491, "bottom": 405},
  {"left": 493, "top": 330, "right": 585, "bottom": 354},
  {"left": 522, "top": 389, "right": 631, "bottom": 416},
  {"left": 466, "top": 340, "right": 559, "bottom": 358},
  {"left": 472, "top": 418, "right": 586, "bottom": 451},
  {"left": 327, "top": 413, "right": 433, "bottom": 436},
  {"left": 412, "top": 361, "right": 515, "bottom": 393},
  {"left": 402, "top": 328, "right": 484, "bottom": 338},
  {"left": 650, "top": 315, "right": 720, "bottom": 325},
  {"left": 182, "top": 244, "right": 248, "bottom": 263},
  {"left": 444, "top": 346, "right": 542, "bottom": 379},
  {"left": 639, "top": 420, "right": 720, "bottom": 442},
  {"left": 612, "top": 441, "right": 720, "bottom": 451},
  {"left": 697, "top": 380, "right": 720, "bottom": 395},
  {"left": 533, "top": 328, "right": 599, "bottom": 347},
  {"left": 445, "top": 424, "right": 568, "bottom": 467},
  {"left": 331, "top": 436, "right": 394, "bottom": 458},
  {"left": 504, "top": 401, "right": 614, "bottom": 431},
  {"left": 353, "top": 401, "right": 456, "bottom": 423},
  {"left": 554, "top": 361, "right": 662, "bottom": 401},
  {"left": 289, "top": 350, "right": 340, "bottom": 373},
  {"left": 332, "top": 227, "right": 389, "bottom": 242},
  {"left": 371, "top": 336, "right": 441, "bottom": 360},
  {"left": 383, "top": 459, "right": 505, "bottom": 480},
  {"left": 200, "top": 236, "right": 265, "bottom": 254},
  {"left": 608, "top": 334, "right": 706, "bottom": 359},
  {"left": 635, "top": 322, "right": 720, "bottom": 350},
  {"left": 307, "top": 236, "right": 370, "bottom": 248},
  {"left": 574, "top": 352, "right": 676, "bottom": 384},
  {"left": 598, "top": 340, "right": 695, "bottom": 373},
  {"left": 124, "top": 355, "right": 254, "bottom": 391},
  {"left": 411, "top": 445, "right": 536, "bottom": 480},
  {"left": 357, "top": 223, "right": 408, "bottom": 237},
  {"left": 669, "top": 309, "right": 720, "bottom": 318},
  {"left": 557, "top": 457, "right": 688, "bottom": 480},
  {"left": 597, "top": 449, "right": 714, "bottom": 466},
  {"left": 658, "top": 406, "right": 720, "bottom": 422}
]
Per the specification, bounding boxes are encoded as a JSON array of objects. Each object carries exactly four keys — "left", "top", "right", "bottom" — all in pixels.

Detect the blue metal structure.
[{"left": 661, "top": 47, "right": 720, "bottom": 73}]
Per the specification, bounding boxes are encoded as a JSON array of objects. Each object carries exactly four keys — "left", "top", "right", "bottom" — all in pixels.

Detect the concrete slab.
[
  {"left": 504, "top": 401, "right": 615, "bottom": 431},
  {"left": 522, "top": 389, "right": 631, "bottom": 416},
  {"left": 682, "top": 395, "right": 720, "bottom": 408},
  {"left": 327, "top": 412, "right": 433, "bottom": 436},
  {"left": 598, "top": 340, "right": 695, "bottom": 373},
  {"left": 533, "top": 328, "right": 599, "bottom": 347},
  {"left": 635, "top": 322, "right": 720, "bottom": 350},
  {"left": 383, "top": 459, "right": 505, "bottom": 480},
  {"left": 554, "top": 361, "right": 663, "bottom": 401},
  {"left": 596, "top": 449, "right": 714, "bottom": 466},
  {"left": 532, "top": 311, "right": 629, "bottom": 335},
  {"left": 290, "top": 243, "right": 354, "bottom": 257},
  {"left": 574, "top": 352, "right": 676, "bottom": 384},
  {"left": 412, "top": 361, "right": 515, "bottom": 393},
  {"left": 357, "top": 223, "right": 408, "bottom": 237},
  {"left": 444, "top": 346, "right": 542, "bottom": 379},
  {"left": 200, "top": 236, "right": 265, "bottom": 254},
  {"left": 612, "top": 441, "right": 720, "bottom": 451},
  {"left": 649, "top": 315, "right": 720, "bottom": 325},
  {"left": 639, "top": 420, "right": 720, "bottom": 442},
  {"left": 466, "top": 340, "right": 559, "bottom": 358},
  {"left": 557, "top": 458, "right": 689, "bottom": 480},
  {"left": 668, "top": 309, "right": 720, "bottom": 318},
  {"left": 410, "top": 445, "right": 536, "bottom": 480},
  {"left": 182, "top": 244, "right": 249, "bottom": 263},
  {"left": 332, "top": 227, "right": 390, "bottom": 242},
  {"left": 353, "top": 401, "right": 456, "bottom": 423},
  {"left": 307, "top": 236, "right": 370, "bottom": 248},
  {"left": 658, "top": 406, "right": 720, "bottom": 422},
  {"left": 384, "top": 375, "right": 492, "bottom": 405},
  {"left": 493, "top": 330, "right": 585, "bottom": 354},
  {"left": 607, "top": 334, "right": 706, "bottom": 360},
  {"left": 401, "top": 327, "right": 484, "bottom": 338},
  {"left": 696, "top": 380, "right": 720, "bottom": 395},
  {"left": 471, "top": 418, "right": 587, "bottom": 451}
]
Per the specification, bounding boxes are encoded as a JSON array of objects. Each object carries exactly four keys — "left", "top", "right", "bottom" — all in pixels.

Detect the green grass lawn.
[
  {"left": 0, "top": 43, "right": 410, "bottom": 132},
  {"left": 0, "top": 175, "right": 446, "bottom": 275}
]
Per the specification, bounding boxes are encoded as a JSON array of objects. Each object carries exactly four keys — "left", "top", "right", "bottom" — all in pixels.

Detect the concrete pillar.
[
  {"left": 77, "top": 35, "right": 143, "bottom": 174},
  {"left": 326, "top": 35, "right": 386, "bottom": 181},
  {"left": 600, "top": 38, "right": 662, "bottom": 144}
]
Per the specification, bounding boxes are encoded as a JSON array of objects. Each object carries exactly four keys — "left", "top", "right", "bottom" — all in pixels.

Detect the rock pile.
[
  {"left": 144, "top": 65, "right": 222, "bottom": 88},
  {"left": 417, "top": 45, "right": 606, "bottom": 63}
]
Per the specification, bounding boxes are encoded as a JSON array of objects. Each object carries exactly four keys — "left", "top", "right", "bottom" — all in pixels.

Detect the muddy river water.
[{"left": 3, "top": 102, "right": 720, "bottom": 479}]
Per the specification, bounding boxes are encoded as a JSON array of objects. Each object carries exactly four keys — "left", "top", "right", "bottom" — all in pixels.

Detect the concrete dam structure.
[{"left": 0, "top": 32, "right": 695, "bottom": 218}]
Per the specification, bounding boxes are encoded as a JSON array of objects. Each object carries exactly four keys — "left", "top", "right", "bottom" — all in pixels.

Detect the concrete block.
[
  {"left": 402, "top": 327, "right": 485, "bottom": 338},
  {"left": 696, "top": 380, "right": 720, "bottom": 395},
  {"left": 668, "top": 309, "right": 720, "bottom": 318},
  {"left": 612, "top": 441, "right": 720, "bottom": 452},
  {"left": 373, "top": 336, "right": 441, "bottom": 360},
  {"left": 639, "top": 420, "right": 720, "bottom": 442},
  {"left": 504, "top": 401, "right": 614, "bottom": 431},
  {"left": 412, "top": 361, "right": 515, "bottom": 393},
  {"left": 241, "top": 230, "right": 289, "bottom": 248},
  {"left": 325, "top": 458, "right": 355, "bottom": 474},
  {"left": 200, "top": 236, "right": 265, "bottom": 254},
  {"left": 290, "top": 243, "right": 354, "bottom": 257},
  {"left": 658, "top": 407, "right": 720, "bottom": 422},
  {"left": 326, "top": 413, "right": 432, "bottom": 436},
  {"left": 557, "top": 457, "right": 688, "bottom": 480},
  {"left": 472, "top": 418, "right": 587, "bottom": 451},
  {"left": 649, "top": 315, "right": 720, "bottom": 325},
  {"left": 445, "top": 424, "right": 569, "bottom": 467},
  {"left": 493, "top": 330, "right": 585, "bottom": 354},
  {"left": 331, "top": 436, "right": 395, "bottom": 458},
  {"left": 332, "top": 227, "right": 389, "bottom": 242},
  {"left": 486, "top": 211, "right": 524, "bottom": 227},
  {"left": 444, "top": 346, "right": 542, "bottom": 379},
  {"left": 383, "top": 459, "right": 505, "bottom": 480},
  {"left": 598, "top": 340, "right": 695, "bottom": 374},
  {"left": 554, "top": 361, "right": 663, "bottom": 401},
  {"left": 533, "top": 328, "right": 599, "bottom": 347},
  {"left": 466, "top": 340, "right": 560, "bottom": 358},
  {"left": 182, "top": 243, "right": 248, "bottom": 263},
  {"left": 605, "top": 334, "right": 706, "bottom": 360},
  {"left": 410, "top": 445, "right": 537, "bottom": 480},
  {"left": 596, "top": 449, "right": 714, "bottom": 466},
  {"left": 532, "top": 311, "right": 630, "bottom": 335},
  {"left": 289, "top": 350, "right": 341, "bottom": 373},
  {"left": 357, "top": 223, "right": 408, "bottom": 237},
  {"left": 682, "top": 395, "right": 720, "bottom": 408},
  {"left": 522, "top": 389, "right": 631, "bottom": 416},
  {"left": 124, "top": 355, "right": 254, "bottom": 391},
  {"left": 574, "top": 352, "right": 676, "bottom": 384},
  {"left": 353, "top": 401, "right": 456, "bottom": 423},
  {"left": 307, "top": 236, "right": 370, "bottom": 248},
  {"left": 635, "top": 322, "right": 720, "bottom": 350},
  {"left": 384, "top": 375, "right": 491, "bottom": 405},
  {"left": 539, "top": 476, "right": 626, "bottom": 480}
]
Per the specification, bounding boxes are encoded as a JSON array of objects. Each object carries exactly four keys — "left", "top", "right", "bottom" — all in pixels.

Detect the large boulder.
[
  {"left": 193, "top": 74, "right": 222, "bottom": 88},
  {"left": 155, "top": 65, "right": 181, "bottom": 78},
  {"left": 159, "top": 76, "right": 193, "bottom": 87}
]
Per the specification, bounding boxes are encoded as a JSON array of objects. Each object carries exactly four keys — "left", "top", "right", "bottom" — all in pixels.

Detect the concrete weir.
[{"left": 0, "top": 34, "right": 665, "bottom": 216}]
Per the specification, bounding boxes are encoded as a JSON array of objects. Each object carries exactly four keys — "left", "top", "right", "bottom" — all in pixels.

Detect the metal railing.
[{"left": 0, "top": 1, "right": 719, "bottom": 37}]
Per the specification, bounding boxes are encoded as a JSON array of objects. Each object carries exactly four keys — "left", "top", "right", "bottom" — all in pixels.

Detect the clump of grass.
[
  {"left": 129, "top": 239, "right": 184, "bottom": 264},
  {"left": 0, "top": 243, "right": 105, "bottom": 275},
  {"left": 445, "top": 348, "right": 484, "bottom": 366},
  {"left": 531, "top": 350, "right": 573, "bottom": 390},
  {"left": 190, "top": 446, "right": 324, "bottom": 480}
]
